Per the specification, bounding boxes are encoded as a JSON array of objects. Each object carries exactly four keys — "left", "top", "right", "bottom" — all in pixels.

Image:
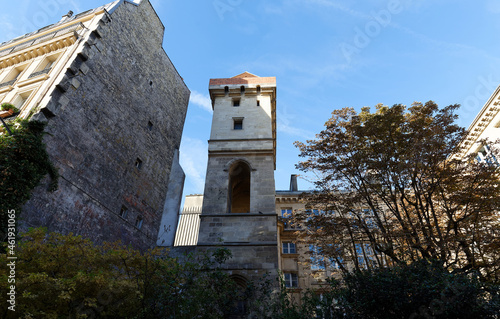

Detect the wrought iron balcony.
[{"left": 28, "top": 67, "right": 51, "bottom": 79}]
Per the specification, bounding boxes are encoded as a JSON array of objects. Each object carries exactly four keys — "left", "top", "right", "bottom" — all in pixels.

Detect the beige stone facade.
[{"left": 457, "top": 85, "right": 500, "bottom": 165}]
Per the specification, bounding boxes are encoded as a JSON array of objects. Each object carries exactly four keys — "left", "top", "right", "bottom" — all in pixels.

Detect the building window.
[
  {"left": 281, "top": 208, "right": 295, "bottom": 229},
  {"left": 281, "top": 208, "right": 292, "bottom": 218},
  {"left": 256, "top": 85, "right": 261, "bottom": 94},
  {"left": 0, "top": 68, "right": 22, "bottom": 88},
  {"left": 233, "top": 98, "right": 240, "bottom": 107},
  {"left": 257, "top": 99, "right": 260, "bottom": 107},
  {"left": 135, "top": 158, "right": 143, "bottom": 169},
  {"left": 476, "top": 144, "right": 498, "bottom": 166},
  {"left": 309, "top": 245, "right": 326, "bottom": 270},
  {"left": 119, "top": 206, "right": 128, "bottom": 219},
  {"left": 233, "top": 118, "right": 243, "bottom": 130},
  {"left": 11, "top": 90, "right": 33, "bottom": 111},
  {"left": 282, "top": 242, "right": 296, "bottom": 254},
  {"left": 283, "top": 273, "right": 298, "bottom": 288},
  {"left": 224, "top": 86, "right": 229, "bottom": 95},
  {"left": 329, "top": 257, "right": 342, "bottom": 270},
  {"left": 147, "top": 121, "right": 153, "bottom": 131},
  {"left": 135, "top": 216, "right": 143, "bottom": 229}
]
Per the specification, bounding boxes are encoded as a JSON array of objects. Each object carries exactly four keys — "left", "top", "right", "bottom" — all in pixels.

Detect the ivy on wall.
[{"left": 0, "top": 120, "right": 58, "bottom": 239}]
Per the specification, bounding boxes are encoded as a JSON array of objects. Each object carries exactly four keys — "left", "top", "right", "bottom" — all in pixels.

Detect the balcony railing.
[
  {"left": 0, "top": 79, "right": 16, "bottom": 88},
  {"left": 28, "top": 67, "right": 51, "bottom": 79}
]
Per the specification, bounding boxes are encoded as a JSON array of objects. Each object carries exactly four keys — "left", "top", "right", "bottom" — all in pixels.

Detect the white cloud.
[
  {"left": 189, "top": 90, "right": 212, "bottom": 113},
  {"left": 179, "top": 137, "right": 208, "bottom": 194}
]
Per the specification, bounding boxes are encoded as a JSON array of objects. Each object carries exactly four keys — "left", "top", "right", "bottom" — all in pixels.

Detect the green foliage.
[
  {"left": 1, "top": 102, "right": 19, "bottom": 113},
  {"left": 332, "top": 260, "right": 499, "bottom": 319},
  {"left": 0, "top": 120, "right": 58, "bottom": 240},
  {"left": 0, "top": 228, "right": 260, "bottom": 318}
]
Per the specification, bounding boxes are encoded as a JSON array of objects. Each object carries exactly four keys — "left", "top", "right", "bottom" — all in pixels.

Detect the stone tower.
[{"left": 197, "top": 72, "right": 278, "bottom": 283}]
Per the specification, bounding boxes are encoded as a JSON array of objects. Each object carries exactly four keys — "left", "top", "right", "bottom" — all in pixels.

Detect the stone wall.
[{"left": 21, "top": 0, "right": 189, "bottom": 251}]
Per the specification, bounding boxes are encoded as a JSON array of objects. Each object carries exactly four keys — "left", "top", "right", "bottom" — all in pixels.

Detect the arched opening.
[
  {"left": 228, "top": 161, "right": 251, "bottom": 213},
  {"left": 224, "top": 86, "right": 229, "bottom": 95},
  {"left": 230, "top": 275, "right": 249, "bottom": 316}
]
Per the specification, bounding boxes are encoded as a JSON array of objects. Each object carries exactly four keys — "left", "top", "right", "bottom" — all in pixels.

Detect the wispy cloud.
[
  {"left": 304, "top": 0, "right": 370, "bottom": 19},
  {"left": 179, "top": 137, "right": 208, "bottom": 194},
  {"left": 277, "top": 105, "right": 315, "bottom": 139},
  {"left": 189, "top": 90, "right": 212, "bottom": 113}
]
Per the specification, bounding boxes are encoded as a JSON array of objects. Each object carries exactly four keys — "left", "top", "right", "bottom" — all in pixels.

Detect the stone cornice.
[
  {"left": 0, "top": 30, "right": 80, "bottom": 69},
  {"left": 459, "top": 86, "right": 500, "bottom": 156}
]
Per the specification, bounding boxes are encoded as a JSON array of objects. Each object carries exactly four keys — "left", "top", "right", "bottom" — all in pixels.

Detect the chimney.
[
  {"left": 61, "top": 10, "right": 74, "bottom": 22},
  {"left": 289, "top": 174, "right": 298, "bottom": 192}
]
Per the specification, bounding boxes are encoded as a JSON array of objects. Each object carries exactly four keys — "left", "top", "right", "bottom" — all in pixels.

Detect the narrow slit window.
[
  {"left": 135, "top": 216, "right": 143, "bottom": 229},
  {"left": 135, "top": 158, "right": 143, "bottom": 169},
  {"left": 147, "top": 121, "right": 153, "bottom": 131},
  {"left": 119, "top": 206, "right": 128, "bottom": 219},
  {"left": 257, "top": 100, "right": 260, "bottom": 107}
]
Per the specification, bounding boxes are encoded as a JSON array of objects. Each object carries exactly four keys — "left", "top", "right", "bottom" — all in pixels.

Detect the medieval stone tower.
[{"left": 197, "top": 72, "right": 278, "bottom": 282}]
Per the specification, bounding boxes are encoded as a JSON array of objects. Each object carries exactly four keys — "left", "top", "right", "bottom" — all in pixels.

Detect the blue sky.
[{"left": 2, "top": 0, "right": 500, "bottom": 197}]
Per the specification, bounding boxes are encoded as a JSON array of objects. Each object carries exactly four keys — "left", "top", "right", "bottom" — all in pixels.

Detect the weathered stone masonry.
[{"left": 20, "top": 0, "right": 189, "bottom": 250}]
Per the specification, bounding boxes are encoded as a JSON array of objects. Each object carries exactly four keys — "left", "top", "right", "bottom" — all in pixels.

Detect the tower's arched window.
[
  {"left": 224, "top": 86, "right": 229, "bottom": 95},
  {"left": 228, "top": 161, "right": 251, "bottom": 213},
  {"left": 256, "top": 85, "right": 261, "bottom": 94},
  {"left": 240, "top": 85, "right": 245, "bottom": 94}
]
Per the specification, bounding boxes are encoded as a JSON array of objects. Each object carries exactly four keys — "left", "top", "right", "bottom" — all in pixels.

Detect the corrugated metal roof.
[{"left": 173, "top": 196, "right": 203, "bottom": 246}]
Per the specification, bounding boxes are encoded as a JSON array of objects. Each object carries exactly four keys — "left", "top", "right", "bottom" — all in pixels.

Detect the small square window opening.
[
  {"left": 234, "top": 119, "right": 243, "bottom": 130},
  {"left": 233, "top": 99, "right": 240, "bottom": 107}
]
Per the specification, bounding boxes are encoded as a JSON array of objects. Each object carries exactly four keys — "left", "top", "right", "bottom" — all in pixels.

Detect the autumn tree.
[{"left": 294, "top": 102, "right": 500, "bottom": 283}]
